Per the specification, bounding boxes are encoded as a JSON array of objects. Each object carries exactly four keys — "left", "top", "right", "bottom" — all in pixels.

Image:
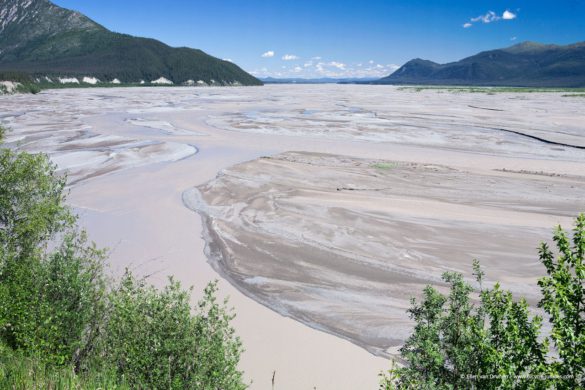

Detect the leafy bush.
[
  {"left": 0, "top": 126, "right": 247, "bottom": 388},
  {"left": 93, "top": 274, "right": 245, "bottom": 390},
  {"left": 538, "top": 216, "right": 585, "bottom": 388},
  {"left": 0, "top": 146, "right": 71, "bottom": 260},
  {"left": 0, "top": 138, "right": 105, "bottom": 369},
  {"left": 0, "top": 230, "right": 107, "bottom": 367},
  {"left": 381, "top": 215, "right": 585, "bottom": 389}
]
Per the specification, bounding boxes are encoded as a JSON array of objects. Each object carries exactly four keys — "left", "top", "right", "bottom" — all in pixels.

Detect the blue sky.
[{"left": 53, "top": 0, "right": 585, "bottom": 79}]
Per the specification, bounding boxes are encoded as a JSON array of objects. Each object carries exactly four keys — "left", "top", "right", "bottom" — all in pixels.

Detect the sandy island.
[
  {"left": 1, "top": 84, "right": 584, "bottom": 389},
  {"left": 185, "top": 151, "right": 584, "bottom": 357}
]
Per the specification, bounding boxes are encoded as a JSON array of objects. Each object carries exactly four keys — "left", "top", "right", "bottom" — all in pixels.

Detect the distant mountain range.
[
  {"left": 2, "top": 1, "right": 582, "bottom": 89},
  {"left": 261, "top": 77, "right": 378, "bottom": 84},
  {"left": 376, "top": 41, "right": 585, "bottom": 87},
  {"left": 0, "top": 0, "right": 262, "bottom": 86}
]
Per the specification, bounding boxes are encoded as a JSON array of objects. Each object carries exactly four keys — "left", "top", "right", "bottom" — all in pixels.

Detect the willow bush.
[
  {"left": 0, "top": 126, "right": 246, "bottom": 389},
  {"left": 381, "top": 215, "right": 585, "bottom": 389}
]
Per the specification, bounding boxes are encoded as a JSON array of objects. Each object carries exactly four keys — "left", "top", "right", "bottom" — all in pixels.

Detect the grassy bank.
[{"left": 0, "top": 342, "right": 128, "bottom": 389}]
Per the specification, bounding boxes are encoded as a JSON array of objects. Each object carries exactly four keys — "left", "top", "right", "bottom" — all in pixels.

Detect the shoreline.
[{"left": 183, "top": 186, "right": 397, "bottom": 358}]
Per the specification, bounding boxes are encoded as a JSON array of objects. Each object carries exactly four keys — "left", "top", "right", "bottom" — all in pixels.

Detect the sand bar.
[{"left": 187, "top": 151, "right": 584, "bottom": 356}]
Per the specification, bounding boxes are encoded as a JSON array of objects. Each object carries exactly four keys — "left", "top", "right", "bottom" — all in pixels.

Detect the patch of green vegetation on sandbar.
[{"left": 371, "top": 162, "right": 398, "bottom": 170}]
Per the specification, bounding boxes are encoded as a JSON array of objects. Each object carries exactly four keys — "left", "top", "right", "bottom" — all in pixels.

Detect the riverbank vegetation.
[
  {"left": 381, "top": 215, "right": 584, "bottom": 389},
  {"left": 0, "top": 125, "right": 246, "bottom": 389}
]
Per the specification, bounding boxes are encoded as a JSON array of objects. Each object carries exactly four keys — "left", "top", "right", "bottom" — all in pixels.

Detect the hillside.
[
  {"left": 377, "top": 41, "right": 585, "bottom": 87},
  {"left": 0, "top": 0, "right": 262, "bottom": 86}
]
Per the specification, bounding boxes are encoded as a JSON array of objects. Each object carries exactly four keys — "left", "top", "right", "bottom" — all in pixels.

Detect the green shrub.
[
  {"left": 25, "top": 231, "right": 107, "bottom": 367},
  {"left": 381, "top": 215, "right": 585, "bottom": 389},
  {"left": 538, "top": 215, "right": 585, "bottom": 388},
  {"left": 0, "top": 146, "right": 72, "bottom": 260},
  {"left": 0, "top": 139, "right": 106, "bottom": 368},
  {"left": 0, "top": 127, "right": 247, "bottom": 388},
  {"left": 2, "top": 232, "right": 105, "bottom": 364},
  {"left": 94, "top": 273, "right": 246, "bottom": 389}
]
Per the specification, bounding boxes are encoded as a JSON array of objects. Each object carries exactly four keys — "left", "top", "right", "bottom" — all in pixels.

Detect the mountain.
[
  {"left": 377, "top": 41, "right": 585, "bottom": 87},
  {"left": 0, "top": 0, "right": 262, "bottom": 86},
  {"left": 261, "top": 77, "right": 378, "bottom": 84}
]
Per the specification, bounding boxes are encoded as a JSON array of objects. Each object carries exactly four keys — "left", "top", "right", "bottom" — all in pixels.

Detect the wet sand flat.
[{"left": 186, "top": 151, "right": 585, "bottom": 356}]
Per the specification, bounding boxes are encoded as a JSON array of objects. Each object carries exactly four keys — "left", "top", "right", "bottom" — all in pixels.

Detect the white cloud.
[
  {"left": 250, "top": 58, "right": 400, "bottom": 79},
  {"left": 282, "top": 54, "right": 299, "bottom": 61},
  {"left": 329, "top": 61, "right": 346, "bottom": 70},
  {"left": 223, "top": 58, "right": 233, "bottom": 62},
  {"left": 464, "top": 10, "right": 517, "bottom": 28},
  {"left": 368, "top": 60, "right": 375, "bottom": 64},
  {"left": 312, "top": 56, "right": 322, "bottom": 60},
  {"left": 471, "top": 10, "right": 500, "bottom": 23},
  {"left": 312, "top": 61, "right": 398, "bottom": 78},
  {"left": 261, "top": 51, "right": 275, "bottom": 58},
  {"left": 510, "top": 36, "right": 517, "bottom": 41}
]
